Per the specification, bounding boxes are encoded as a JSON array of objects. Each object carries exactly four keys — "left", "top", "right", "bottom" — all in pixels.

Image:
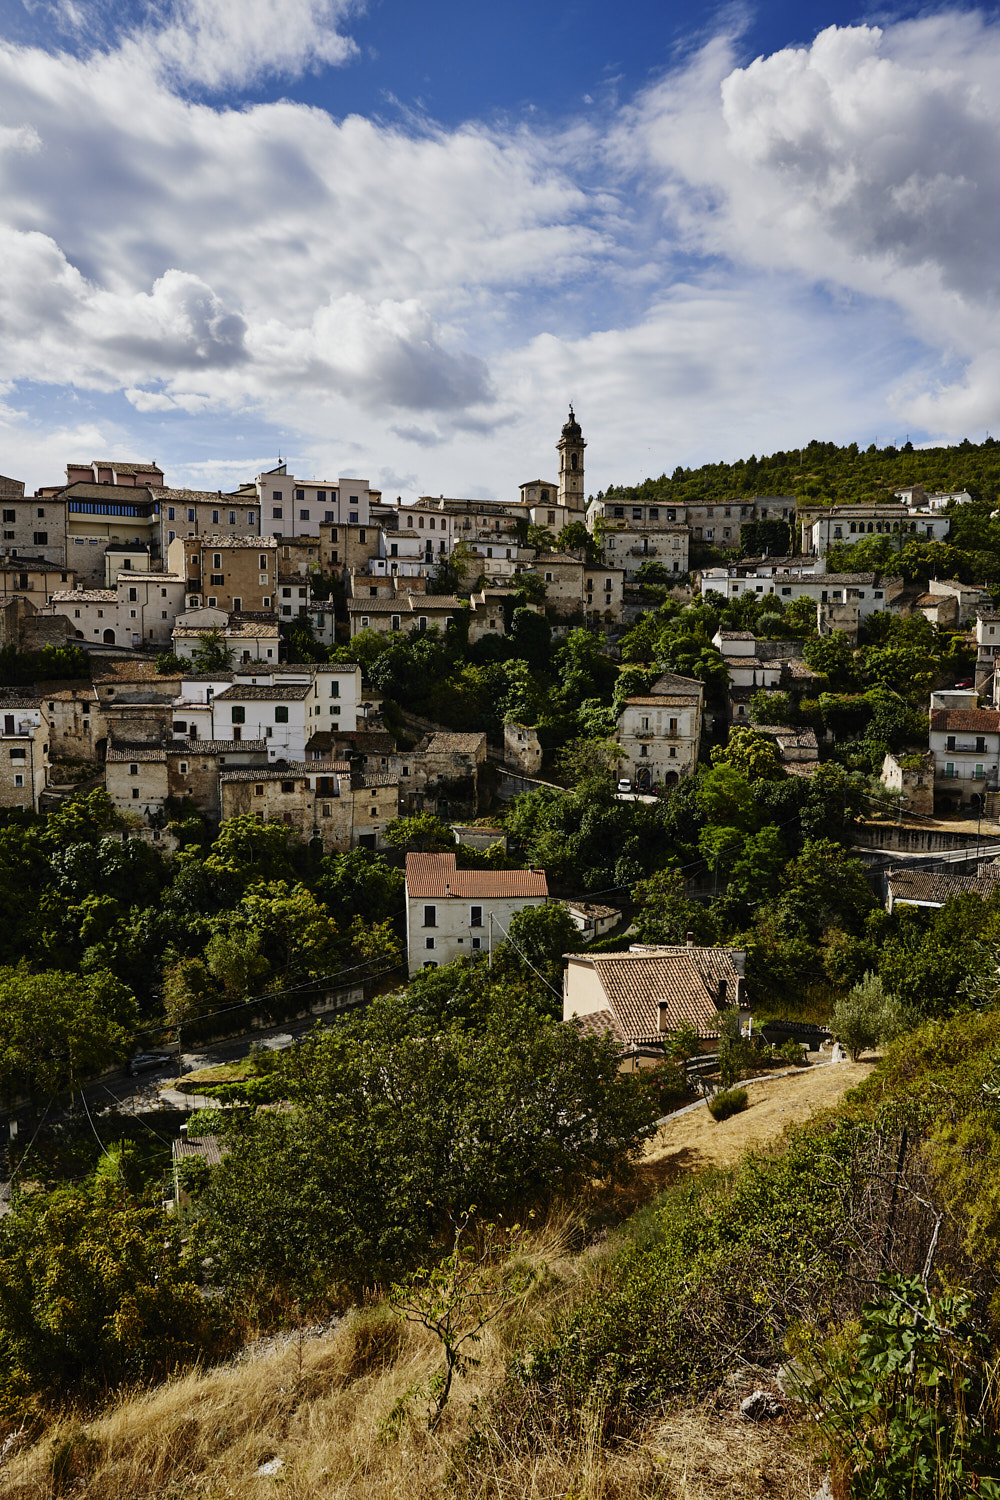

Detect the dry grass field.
[{"left": 0, "top": 1065, "right": 861, "bottom": 1500}]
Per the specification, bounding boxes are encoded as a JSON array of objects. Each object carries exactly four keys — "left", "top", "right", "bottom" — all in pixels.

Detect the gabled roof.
[
  {"left": 405, "top": 852, "right": 548, "bottom": 900},
  {"left": 570, "top": 945, "right": 741, "bottom": 1045},
  {"left": 930, "top": 708, "right": 1000, "bottom": 733},
  {"left": 887, "top": 866, "right": 1000, "bottom": 906},
  {"left": 214, "top": 684, "right": 310, "bottom": 701}
]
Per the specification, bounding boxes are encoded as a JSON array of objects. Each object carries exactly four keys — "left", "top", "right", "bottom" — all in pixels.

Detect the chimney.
[
  {"left": 658, "top": 1000, "right": 669, "bottom": 1034},
  {"left": 686, "top": 931, "right": 694, "bottom": 947},
  {"left": 445, "top": 882, "right": 450, "bottom": 895},
  {"left": 717, "top": 978, "right": 727, "bottom": 1006},
  {"left": 736, "top": 976, "right": 747, "bottom": 1008}
]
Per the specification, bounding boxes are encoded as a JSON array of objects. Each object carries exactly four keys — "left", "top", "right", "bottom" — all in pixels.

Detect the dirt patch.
[{"left": 641, "top": 1059, "right": 875, "bottom": 1189}]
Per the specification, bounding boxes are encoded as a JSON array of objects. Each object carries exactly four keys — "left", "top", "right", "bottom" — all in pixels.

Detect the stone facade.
[
  {"left": 168, "top": 534, "right": 279, "bottom": 614},
  {"left": 399, "top": 731, "right": 487, "bottom": 818},
  {"left": 881, "top": 750, "right": 936, "bottom": 818},
  {"left": 617, "top": 672, "right": 704, "bottom": 792},
  {"left": 219, "top": 760, "right": 397, "bottom": 851},
  {"left": 44, "top": 686, "right": 105, "bottom": 763},
  {"left": 504, "top": 720, "right": 543, "bottom": 776},
  {"left": 0, "top": 700, "right": 48, "bottom": 810}
]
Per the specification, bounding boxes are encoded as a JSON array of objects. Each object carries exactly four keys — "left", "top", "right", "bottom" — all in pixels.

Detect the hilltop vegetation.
[{"left": 602, "top": 434, "right": 1000, "bottom": 508}]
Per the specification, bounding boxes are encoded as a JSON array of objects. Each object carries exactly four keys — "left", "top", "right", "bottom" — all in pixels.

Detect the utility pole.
[{"left": 488, "top": 913, "right": 493, "bottom": 968}]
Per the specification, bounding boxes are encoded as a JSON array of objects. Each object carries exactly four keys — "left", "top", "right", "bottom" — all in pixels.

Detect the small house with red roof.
[{"left": 404, "top": 852, "right": 548, "bottom": 974}]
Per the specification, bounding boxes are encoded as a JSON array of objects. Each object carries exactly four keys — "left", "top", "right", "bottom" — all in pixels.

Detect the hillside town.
[{"left": 5, "top": 421, "right": 1000, "bottom": 1493}]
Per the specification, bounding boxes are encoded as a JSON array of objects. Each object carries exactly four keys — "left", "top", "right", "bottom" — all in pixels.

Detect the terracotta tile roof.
[
  {"left": 623, "top": 696, "right": 698, "bottom": 707},
  {"left": 107, "top": 744, "right": 166, "bottom": 762},
  {"left": 571, "top": 1008, "right": 625, "bottom": 1046},
  {"left": 160, "top": 488, "right": 239, "bottom": 502},
  {"left": 173, "top": 1135, "right": 226, "bottom": 1167},
  {"left": 887, "top": 866, "right": 1000, "bottom": 906},
  {"left": 425, "top": 735, "right": 485, "bottom": 756},
  {"left": 650, "top": 671, "right": 703, "bottom": 696},
  {"left": 930, "top": 709, "right": 1000, "bottom": 732},
  {"left": 214, "top": 684, "right": 310, "bottom": 701},
  {"left": 82, "top": 460, "right": 162, "bottom": 475},
  {"left": 0, "top": 558, "right": 72, "bottom": 574},
  {"left": 405, "top": 852, "right": 548, "bottom": 900},
  {"left": 190, "top": 534, "right": 278, "bottom": 548},
  {"left": 219, "top": 759, "right": 350, "bottom": 783},
  {"left": 358, "top": 772, "right": 398, "bottom": 788},
  {"left": 96, "top": 660, "right": 177, "bottom": 683},
  {"left": 50, "top": 589, "right": 115, "bottom": 602},
  {"left": 574, "top": 946, "right": 741, "bottom": 1045},
  {"left": 172, "top": 739, "right": 267, "bottom": 755}
]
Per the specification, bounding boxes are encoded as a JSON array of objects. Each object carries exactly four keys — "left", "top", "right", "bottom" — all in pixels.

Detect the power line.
[{"left": 488, "top": 914, "right": 564, "bottom": 1002}]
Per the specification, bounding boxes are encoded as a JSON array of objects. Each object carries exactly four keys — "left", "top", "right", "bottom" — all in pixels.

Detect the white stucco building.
[{"left": 404, "top": 852, "right": 548, "bottom": 974}]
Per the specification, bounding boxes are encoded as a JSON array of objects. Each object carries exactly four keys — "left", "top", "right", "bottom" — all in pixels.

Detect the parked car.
[
  {"left": 128, "top": 1052, "right": 172, "bottom": 1076},
  {"left": 617, "top": 778, "right": 632, "bottom": 793}
]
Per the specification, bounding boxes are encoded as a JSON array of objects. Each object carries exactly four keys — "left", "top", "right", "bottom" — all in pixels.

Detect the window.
[
  {"left": 187, "top": 508, "right": 195, "bottom": 522},
  {"left": 544, "top": 571, "right": 553, "bottom": 582},
  {"left": 33, "top": 532, "right": 47, "bottom": 545},
  {"left": 299, "top": 509, "right": 309, "bottom": 521},
  {"left": 167, "top": 506, "right": 175, "bottom": 520},
  {"left": 391, "top": 613, "right": 401, "bottom": 632},
  {"left": 295, "top": 489, "right": 304, "bottom": 500},
  {"left": 275, "top": 706, "right": 289, "bottom": 723},
  {"left": 976, "top": 764, "right": 985, "bottom": 779},
  {"left": 349, "top": 513, "right": 358, "bottom": 523},
  {"left": 254, "top": 784, "right": 264, "bottom": 797},
  {"left": 946, "top": 762, "right": 956, "bottom": 778},
  {"left": 174, "top": 721, "right": 187, "bottom": 734},
  {"left": 1, "top": 510, "right": 13, "bottom": 523},
  {"left": 212, "top": 510, "right": 219, "bottom": 524},
  {"left": 470, "top": 905, "right": 483, "bottom": 928},
  {"left": 179, "top": 762, "right": 188, "bottom": 775},
  {"left": 425, "top": 937, "right": 436, "bottom": 950},
  {"left": 248, "top": 511, "right": 255, "bottom": 525},
  {"left": 129, "top": 763, "right": 139, "bottom": 776},
  {"left": 281, "top": 780, "right": 294, "bottom": 792},
  {"left": 282, "top": 587, "right": 291, "bottom": 599},
  {"left": 14, "top": 775, "right": 23, "bottom": 788},
  {"left": 977, "top": 736, "right": 987, "bottom": 754},
  {"left": 213, "top": 553, "right": 222, "bottom": 569},
  {"left": 471, "top": 937, "right": 482, "bottom": 950},
  {"left": 640, "top": 744, "right": 648, "bottom": 757},
  {"left": 2, "top": 533, "right": 12, "bottom": 542},
  {"left": 423, "top": 904, "right": 437, "bottom": 928},
  {"left": 317, "top": 490, "right": 326, "bottom": 502},
  {"left": 232, "top": 596, "right": 242, "bottom": 611},
  {"left": 272, "top": 506, "right": 282, "bottom": 519},
  {"left": 231, "top": 706, "right": 245, "bottom": 724},
  {"left": 258, "top": 554, "right": 268, "bottom": 570},
  {"left": 329, "top": 526, "right": 339, "bottom": 542},
  {"left": 9, "top": 749, "right": 25, "bottom": 761},
  {"left": 359, "top": 528, "right": 366, "bottom": 543},
  {"left": 128, "top": 587, "right": 137, "bottom": 602},
  {"left": 229, "top": 511, "right": 236, "bottom": 525},
  {"left": 947, "top": 735, "right": 956, "bottom": 751},
  {"left": 273, "top": 490, "right": 283, "bottom": 501}
]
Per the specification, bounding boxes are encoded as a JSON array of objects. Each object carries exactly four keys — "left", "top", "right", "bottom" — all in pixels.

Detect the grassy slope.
[{"left": 0, "top": 1063, "right": 875, "bottom": 1499}]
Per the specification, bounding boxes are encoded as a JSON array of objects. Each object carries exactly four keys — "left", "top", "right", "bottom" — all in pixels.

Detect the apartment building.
[
  {"left": 159, "top": 489, "right": 260, "bottom": 548},
  {"left": 167, "top": 535, "right": 279, "bottom": 613},
  {"left": 255, "top": 466, "right": 373, "bottom": 539}
]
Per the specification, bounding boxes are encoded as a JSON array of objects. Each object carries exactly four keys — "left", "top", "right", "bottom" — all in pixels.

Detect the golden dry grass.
[{"left": 0, "top": 1063, "right": 863, "bottom": 1500}]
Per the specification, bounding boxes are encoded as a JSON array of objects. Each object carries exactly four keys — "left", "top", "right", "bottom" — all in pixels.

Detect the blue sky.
[{"left": 1, "top": 0, "right": 999, "bottom": 499}]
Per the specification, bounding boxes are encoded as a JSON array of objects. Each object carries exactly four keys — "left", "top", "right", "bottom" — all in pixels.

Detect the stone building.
[
  {"left": 255, "top": 468, "right": 373, "bottom": 539},
  {"left": 0, "top": 558, "right": 76, "bottom": 611},
  {"left": 504, "top": 720, "right": 543, "bottom": 776},
  {"left": 44, "top": 685, "right": 106, "bottom": 763},
  {"left": 528, "top": 553, "right": 625, "bottom": 623},
  {"left": 218, "top": 760, "right": 398, "bottom": 851},
  {"left": 346, "top": 593, "right": 463, "bottom": 638},
  {"left": 400, "top": 731, "right": 488, "bottom": 818},
  {"left": 318, "top": 520, "right": 381, "bottom": 579},
  {"left": 105, "top": 739, "right": 270, "bottom": 822},
  {"left": 159, "top": 489, "right": 261, "bottom": 549},
  {"left": 0, "top": 697, "right": 49, "bottom": 810},
  {"left": 617, "top": 672, "right": 704, "bottom": 792},
  {"left": 881, "top": 750, "right": 936, "bottom": 818},
  {"left": 167, "top": 535, "right": 279, "bottom": 614}
]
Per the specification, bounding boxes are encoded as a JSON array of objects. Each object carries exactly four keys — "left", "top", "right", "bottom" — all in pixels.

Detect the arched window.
[
  {"left": 867, "top": 522, "right": 874, "bottom": 533},
  {"left": 850, "top": 522, "right": 857, "bottom": 533},
  {"left": 571, "top": 454, "right": 578, "bottom": 470}
]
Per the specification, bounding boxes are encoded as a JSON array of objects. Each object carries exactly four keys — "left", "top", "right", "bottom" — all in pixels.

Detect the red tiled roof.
[
  {"left": 572, "top": 946, "right": 741, "bottom": 1045},
  {"left": 930, "top": 709, "right": 1000, "bottom": 732},
  {"left": 405, "top": 852, "right": 548, "bottom": 900}
]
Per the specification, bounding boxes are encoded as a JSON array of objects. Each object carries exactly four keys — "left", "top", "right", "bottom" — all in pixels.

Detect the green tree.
[
  {"left": 710, "top": 726, "right": 784, "bottom": 782},
  {"left": 632, "top": 867, "right": 718, "bottom": 945},
  {"left": 829, "top": 972, "right": 905, "bottom": 1061},
  {"left": 205, "top": 991, "right": 658, "bottom": 1292},
  {"left": 495, "top": 902, "right": 583, "bottom": 1005},
  {"left": 383, "top": 814, "right": 455, "bottom": 854},
  {"left": 556, "top": 520, "right": 599, "bottom": 563},
  {"left": 190, "top": 628, "right": 235, "bottom": 674},
  {"left": 802, "top": 631, "right": 857, "bottom": 688},
  {"left": 0, "top": 967, "right": 137, "bottom": 1102}
]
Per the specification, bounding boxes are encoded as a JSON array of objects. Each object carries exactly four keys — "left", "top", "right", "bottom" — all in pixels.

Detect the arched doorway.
[
  {"left": 102, "top": 629, "right": 115, "bottom": 644},
  {"left": 635, "top": 766, "right": 652, "bottom": 792},
  {"left": 664, "top": 770, "right": 679, "bottom": 787}
]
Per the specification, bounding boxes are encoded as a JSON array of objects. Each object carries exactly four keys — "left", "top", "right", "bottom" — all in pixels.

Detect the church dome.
[{"left": 561, "top": 407, "right": 582, "bottom": 440}]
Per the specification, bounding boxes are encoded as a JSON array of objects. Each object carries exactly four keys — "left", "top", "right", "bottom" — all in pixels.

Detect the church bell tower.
[{"left": 557, "top": 406, "right": 586, "bottom": 513}]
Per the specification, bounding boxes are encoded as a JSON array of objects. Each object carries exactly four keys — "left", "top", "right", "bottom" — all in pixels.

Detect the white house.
[
  {"left": 928, "top": 691, "right": 1000, "bottom": 812},
  {"left": 171, "top": 663, "right": 362, "bottom": 759},
  {"left": 616, "top": 672, "right": 703, "bottom": 793},
  {"left": 701, "top": 564, "right": 904, "bottom": 623},
  {"left": 404, "top": 852, "right": 548, "bottom": 974},
  {"left": 256, "top": 468, "right": 372, "bottom": 539}
]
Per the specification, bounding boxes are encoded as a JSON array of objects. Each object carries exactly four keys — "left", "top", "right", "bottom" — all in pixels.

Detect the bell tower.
[{"left": 557, "top": 406, "right": 586, "bottom": 513}]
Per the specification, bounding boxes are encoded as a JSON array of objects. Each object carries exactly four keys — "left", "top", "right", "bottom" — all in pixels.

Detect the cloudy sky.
[{"left": 1, "top": 0, "right": 999, "bottom": 500}]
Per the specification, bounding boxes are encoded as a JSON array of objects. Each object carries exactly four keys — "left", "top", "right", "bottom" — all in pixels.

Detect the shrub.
[
  {"left": 778, "top": 1039, "right": 807, "bottom": 1066},
  {"left": 831, "top": 972, "right": 907, "bottom": 1061},
  {"left": 708, "top": 1087, "right": 748, "bottom": 1121}
]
